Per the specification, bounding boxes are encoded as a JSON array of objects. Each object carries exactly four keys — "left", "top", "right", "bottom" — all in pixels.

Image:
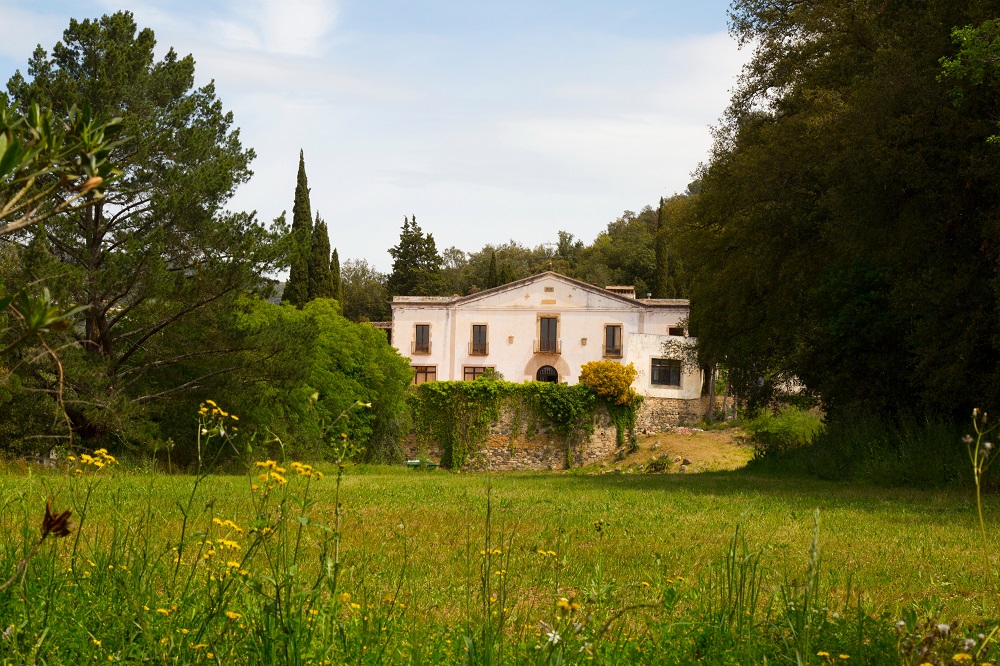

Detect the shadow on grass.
[{"left": 478, "top": 467, "right": 977, "bottom": 515}]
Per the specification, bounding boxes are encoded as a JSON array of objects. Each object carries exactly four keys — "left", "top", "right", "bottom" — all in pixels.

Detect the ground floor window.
[
  {"left": 463, "top": 366, "right": 492, "bottom": 381},
  {"left": 651, "top": 359, "right": 681, "bottom": 387},
  {"left": 413, "top": 366, "right": 437, "bottom": 385}
]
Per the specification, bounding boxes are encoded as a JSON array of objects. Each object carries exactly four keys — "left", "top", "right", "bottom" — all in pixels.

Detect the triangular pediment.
[{"left": 452, "top": 272, "right": 645, "bottom": 311}]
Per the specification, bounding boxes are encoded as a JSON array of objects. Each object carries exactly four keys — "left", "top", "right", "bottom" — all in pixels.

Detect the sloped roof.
[{"left": 391, "top": 271, "right": 689, "bottom": 308}]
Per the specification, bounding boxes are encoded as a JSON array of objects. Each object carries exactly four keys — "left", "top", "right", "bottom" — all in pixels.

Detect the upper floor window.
[
  {"left": 536, "top": 317, "right": 560, "bottom": 354},
  {"left": 470, "top": 324, "right": 488, "bottom": 355},
  {"left": 668, "top": 326, "right": 685, "bottom": 337},
  {"left": 651, "top": 358, "right": 682, "bottom": 387},
  {"left": 413, "top": 324, "right": 430, "bottom": 355},
  {"left": 603, "top": 324, "right": 622, "bottom": 358}
]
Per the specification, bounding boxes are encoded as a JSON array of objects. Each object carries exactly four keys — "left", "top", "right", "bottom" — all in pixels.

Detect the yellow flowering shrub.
[{"left": 579, "top": 361, "right": 639, "bottom": 406}]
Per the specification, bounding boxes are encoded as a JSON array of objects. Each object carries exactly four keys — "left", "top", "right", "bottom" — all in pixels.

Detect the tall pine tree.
[
  {"left": 387, "top": 215, "right": 445, "bottom": 296},
  {"left": 282, "top": 150, "right": 312, "bottom": 307},
  {"left": 308, "top": 213, "right": 336, "bottom": 299}
]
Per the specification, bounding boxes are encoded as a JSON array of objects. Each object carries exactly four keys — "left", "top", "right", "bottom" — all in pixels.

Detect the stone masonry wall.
[
  {"left": 634, "top": 396, "right": 713, "bottom": 435},
  {"left": 405, "top": 397, "right": 707, "bottom": 471}
]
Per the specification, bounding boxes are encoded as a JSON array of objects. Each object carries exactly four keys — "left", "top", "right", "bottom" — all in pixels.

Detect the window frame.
[
  {"left": 412, "top": 323, "right": 431, "bottom": 355},
  {"left": 463, "top": 365, "right": 494, "bottom": 381},
  {"left": 537, "top": 315, "right": 560, "bottom": 354},
  {"left": 470, "top": 323, "right": 488, "bottom": 355},
  {"left": 650, "top": 358, "right": 682, "bottom": 387},
  {"left": 412, "top": 365, "right": 437, "bottom": 385},
  {"left": 603, "top": 324, "right": 623, "bottom": 358}
]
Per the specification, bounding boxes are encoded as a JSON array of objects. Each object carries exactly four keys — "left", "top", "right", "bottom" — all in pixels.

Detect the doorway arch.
[{"left": 536, "top": 365, "right": 559, "bottom": 383}]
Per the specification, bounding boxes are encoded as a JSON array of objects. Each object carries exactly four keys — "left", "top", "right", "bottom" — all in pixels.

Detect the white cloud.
[{"left": 214, "top": 0, "right": 340, "bottom": 56}]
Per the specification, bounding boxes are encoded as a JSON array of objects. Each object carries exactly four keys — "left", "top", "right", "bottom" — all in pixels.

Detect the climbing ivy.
[
  {"left": 408, "top": 377, "right": 640, "bottom": 468},
  {"left": 408, "top": 379, "right": 510, "bottom": 468}
]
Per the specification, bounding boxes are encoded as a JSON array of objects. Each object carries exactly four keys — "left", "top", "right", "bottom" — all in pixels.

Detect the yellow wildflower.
[
  {"left": 225, "top": 611, "right": 241, "bottom": 620},
  {"left": 338, "top": 592, "right": 351, "bottom": 604}
]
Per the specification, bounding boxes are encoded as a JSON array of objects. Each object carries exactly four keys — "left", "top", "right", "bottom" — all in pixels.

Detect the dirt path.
[{"left": 591, "top": 427, "right": 755, "bottom": 474}]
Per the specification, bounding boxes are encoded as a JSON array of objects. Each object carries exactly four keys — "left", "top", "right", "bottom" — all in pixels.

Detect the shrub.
[
  {"left": 746, "top": 412, "right": 968, "bottom": 487},
  {"left": 578, "top": 361, "right": 638, "bottom": 406},
  {"left": 745, "top": 406, "right": 824, "bottom": 456}
]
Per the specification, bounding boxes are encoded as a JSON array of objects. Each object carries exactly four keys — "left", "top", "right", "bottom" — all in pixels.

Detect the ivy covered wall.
[{"left": 407, "top": 377, "right": 642, "bottom": 469}]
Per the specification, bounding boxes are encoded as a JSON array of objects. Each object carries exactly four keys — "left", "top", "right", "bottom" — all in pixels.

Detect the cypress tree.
[
  {"left": 282, "top": 150, "right": 313, "bottom": 307},
  {"left": 486, "top": 249, "right": 499, "bottom": 288},
  {"left": 308, "top": 213, "right": 335, "bottom": 299},
  {"left": 330, "top": 248, "right": 343, "bottom": 308},
  {"left": 652, "top": 196, "right": 670, "bottom": 298}
]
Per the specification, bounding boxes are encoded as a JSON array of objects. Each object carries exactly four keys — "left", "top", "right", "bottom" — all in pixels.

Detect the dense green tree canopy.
[
  {"left": 3, "top": 11, "right": 282, "bottom": 444},
  {"left": 341, "top": 258, "right": 390, "bottom": 322},
  {"left": 683, "top": 0, "right": 1000, "bottom": 416}
]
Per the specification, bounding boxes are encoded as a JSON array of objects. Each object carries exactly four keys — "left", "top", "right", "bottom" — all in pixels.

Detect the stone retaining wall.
[
  {"left": 405, "top": 396, "right": 709, "bottom": 471},
  {"left": 635, "top": 396, "right": 715, "bottom": 435}
]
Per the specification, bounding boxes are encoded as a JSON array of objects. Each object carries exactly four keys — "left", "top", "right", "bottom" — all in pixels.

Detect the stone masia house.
[{"left": 390, "top": 272, "right": 712, "bottom": 431}]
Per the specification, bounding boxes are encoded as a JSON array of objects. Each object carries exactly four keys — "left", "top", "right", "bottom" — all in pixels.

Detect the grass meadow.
[{"left": 1, "top": 459, "right": 999, "bottom": 664}]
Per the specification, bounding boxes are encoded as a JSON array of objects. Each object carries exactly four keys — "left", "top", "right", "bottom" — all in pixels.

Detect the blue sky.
[{"left": 1, "top": 1, "right": 747, "bottom": 272}]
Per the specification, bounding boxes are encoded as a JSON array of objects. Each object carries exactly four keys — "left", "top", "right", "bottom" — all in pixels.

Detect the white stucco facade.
[{"left": 390, "top": 272, "right": 702, "bottom": 399}]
